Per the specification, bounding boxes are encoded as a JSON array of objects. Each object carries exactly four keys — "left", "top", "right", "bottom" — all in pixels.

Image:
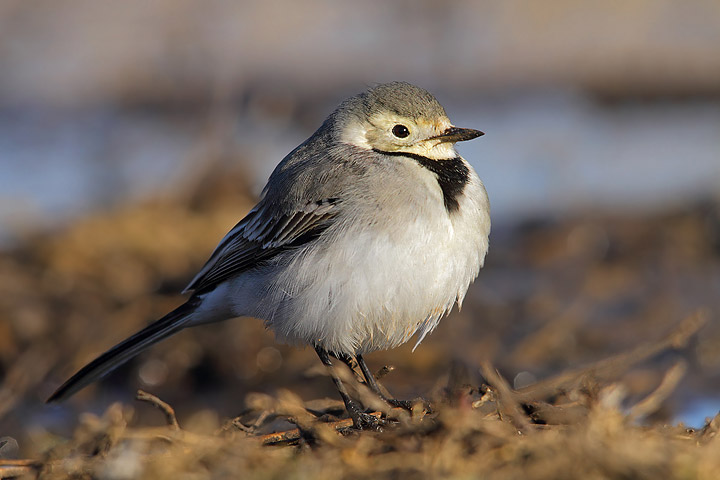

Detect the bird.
[{"left": 47, "top": 81, "right": 490, "bottom": 429}]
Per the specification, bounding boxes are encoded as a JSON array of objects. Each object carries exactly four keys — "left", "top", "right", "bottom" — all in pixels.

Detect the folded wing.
[{"left": 184, "top": 198, "right": 338, "bottom": 294}]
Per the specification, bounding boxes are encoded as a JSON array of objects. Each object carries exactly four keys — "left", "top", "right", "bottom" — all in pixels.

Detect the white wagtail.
[{"left": 48, "top": 82, "right": 490, "bottom": 428}]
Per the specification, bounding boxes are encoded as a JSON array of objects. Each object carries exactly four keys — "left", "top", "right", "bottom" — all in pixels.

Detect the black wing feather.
[{"left": 184, "top": 199, "right": 338, "bottom": 294}]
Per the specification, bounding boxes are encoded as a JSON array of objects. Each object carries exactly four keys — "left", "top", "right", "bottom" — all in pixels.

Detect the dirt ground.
[{"left": 1, "top": 165, "right": 719, "bottom": 479}]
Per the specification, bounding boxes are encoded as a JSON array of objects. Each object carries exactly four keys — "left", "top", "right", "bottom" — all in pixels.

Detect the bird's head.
[{"left": 335, "top": 82, "right": 483, "bottom": 160}]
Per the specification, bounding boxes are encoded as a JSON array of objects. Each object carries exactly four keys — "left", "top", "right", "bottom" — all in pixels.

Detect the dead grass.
[{"left": 4, "top": 312, "right": 718, "bottom": 479}]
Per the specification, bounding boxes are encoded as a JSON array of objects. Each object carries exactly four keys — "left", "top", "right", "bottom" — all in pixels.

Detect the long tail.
[{"left": 47, "top": 298, "right": 201, "bottom": 402}]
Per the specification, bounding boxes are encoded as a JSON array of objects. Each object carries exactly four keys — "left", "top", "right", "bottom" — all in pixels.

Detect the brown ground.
[{"left": 1, "top": 165, "right": 719, "bottom": 479}]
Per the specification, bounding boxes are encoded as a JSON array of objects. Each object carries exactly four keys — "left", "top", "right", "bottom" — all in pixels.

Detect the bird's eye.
[{"left": 392, "top": 124, "right": 410, "bottom": 138}]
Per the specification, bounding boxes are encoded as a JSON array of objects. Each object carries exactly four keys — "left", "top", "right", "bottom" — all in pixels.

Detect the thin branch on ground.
[{"left": 136, "top": 390, "right": 180, "bottom": 430}]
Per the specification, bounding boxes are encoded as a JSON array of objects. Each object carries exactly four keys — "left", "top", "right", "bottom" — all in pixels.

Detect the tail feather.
[{"left": 47, "top": 299, "right": 200, "bottom": 403}]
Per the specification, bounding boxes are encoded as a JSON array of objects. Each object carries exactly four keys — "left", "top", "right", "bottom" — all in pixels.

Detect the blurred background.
[{"left": 1, "top": 0, "right": 719, "bottom": 456}]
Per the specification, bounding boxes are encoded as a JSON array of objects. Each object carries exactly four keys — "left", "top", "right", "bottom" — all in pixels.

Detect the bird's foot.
[
  {"left": 346, "top": 401, "right": 383, "bottom": 430},
  {"left": 351, "top": 411, "right": 383, "bottom": 430}
]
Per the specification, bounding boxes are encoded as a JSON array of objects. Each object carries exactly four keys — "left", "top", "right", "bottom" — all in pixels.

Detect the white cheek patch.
[{"left": 341, "top": 121, "right": 372, "bottom": 149}]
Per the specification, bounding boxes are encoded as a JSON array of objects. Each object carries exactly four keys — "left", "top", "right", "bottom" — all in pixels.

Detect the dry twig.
[
  {"left": 515, "top": 311, "right": 707, "bottom": 403},
  {"left": 629, "top": 361, "right": 688, "bottom": 421},
  {"left": 136, "top": 390, "right": 180, "bottom": 430},
  {"left": 480, "top": 362, "right": 532, "bottom": 433},
  {"left": 258, "top": 412, "right": 383, "bottom": 445},
  {"left": 0, "top": 459, "right": 40, "bottom": 479}
]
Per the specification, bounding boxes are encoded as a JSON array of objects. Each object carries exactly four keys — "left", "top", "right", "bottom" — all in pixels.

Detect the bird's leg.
[
  {"left": 314, "top": 347, "right": 381, "bottom": 430},
  {"left": 331, "top": 352, "right": 363, "bottom": 381},
  {"left": 355, "top": 354, "right": 426, "bottom": 411},
  {"left": 334, "top": 352, "right": 402, "bottom": 410}
]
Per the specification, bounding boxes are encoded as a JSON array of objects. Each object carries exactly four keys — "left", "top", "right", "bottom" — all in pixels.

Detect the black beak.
[{"left": 433, "top": 126, "right": 484, "bottom": 143}]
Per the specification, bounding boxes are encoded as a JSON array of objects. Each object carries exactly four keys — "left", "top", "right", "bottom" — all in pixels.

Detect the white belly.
[{"left": 247, "top": 170, "right": 490, "bottom": 355}]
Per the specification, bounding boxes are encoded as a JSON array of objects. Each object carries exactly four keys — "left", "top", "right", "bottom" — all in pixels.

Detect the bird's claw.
[{"left": 351, "top": 411, "right": 383, "bottom": 431}]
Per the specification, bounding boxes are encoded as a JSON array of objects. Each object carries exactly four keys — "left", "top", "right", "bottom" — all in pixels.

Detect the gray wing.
[{"left": 183, "top": 198, "right": 338, "bottom": 294}]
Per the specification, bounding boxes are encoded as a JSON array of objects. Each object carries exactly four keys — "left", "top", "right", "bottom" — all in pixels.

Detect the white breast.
[{"left": 226, "top": 158, "right": 491, "bottom": 355}]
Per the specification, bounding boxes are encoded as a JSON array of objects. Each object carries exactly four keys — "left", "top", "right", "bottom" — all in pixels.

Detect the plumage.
[
  {"left": 184, "top": 201, "right": 338, "bottom": 294},
  {"left": 48, "top": 82, "right": 490, "bottom": 428}
]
